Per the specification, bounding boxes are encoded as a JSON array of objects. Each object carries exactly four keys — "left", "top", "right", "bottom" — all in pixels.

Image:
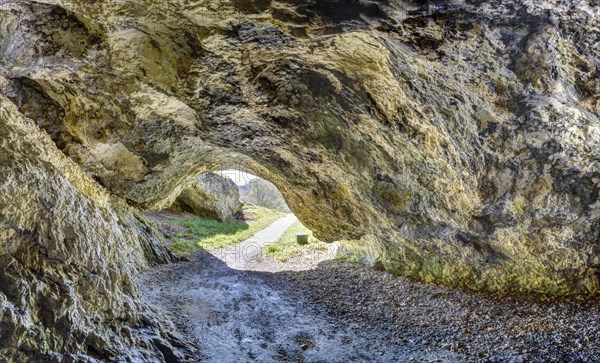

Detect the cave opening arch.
[{"left": 145, "top": 156, "right": 365, "bottom": 245}]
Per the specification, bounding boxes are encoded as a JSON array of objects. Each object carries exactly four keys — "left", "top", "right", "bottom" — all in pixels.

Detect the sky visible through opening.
[{"left": 218, "top": 169, "right": 258, "bottom": 186}]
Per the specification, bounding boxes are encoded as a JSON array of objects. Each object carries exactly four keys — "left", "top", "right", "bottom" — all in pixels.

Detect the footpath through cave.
[{"left": 139, "top": 171, "right": 600, "bottom": 362}]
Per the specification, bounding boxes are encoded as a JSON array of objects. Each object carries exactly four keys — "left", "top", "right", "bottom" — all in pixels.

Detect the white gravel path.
[{"left": 209, "top": 213, "right": 298, "bottom": 271}]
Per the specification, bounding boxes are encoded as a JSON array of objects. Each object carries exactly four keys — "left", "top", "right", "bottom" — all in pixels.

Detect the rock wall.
[
  {"left": 169, "top": 173, "right": 244, "bottom": 221},
  {"left": 0, "top": 96, "right": 189, "bottom": 361},
  {"left": 0, "top": 0, "right": 597, "bottom": 306}
]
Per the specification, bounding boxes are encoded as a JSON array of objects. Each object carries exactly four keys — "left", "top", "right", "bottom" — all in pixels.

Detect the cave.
[
  {"left": 146, "top": 167, "right": 339, "bottom": 268},
  {"left": 147, "top": 168, "right": 337, "bottom": 270},
  {"left": 0, "top": 0, "right": 598, "bottom": 361}
]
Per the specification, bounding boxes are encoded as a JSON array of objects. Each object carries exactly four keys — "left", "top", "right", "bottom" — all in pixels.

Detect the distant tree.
[{"left": 242, "top": 179, "right": 290, "bottom": 212}]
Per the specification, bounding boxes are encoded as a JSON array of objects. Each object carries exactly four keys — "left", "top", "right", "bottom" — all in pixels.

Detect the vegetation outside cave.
[{"left": 237, "top": 177, "right": 291, "bottom": 213}]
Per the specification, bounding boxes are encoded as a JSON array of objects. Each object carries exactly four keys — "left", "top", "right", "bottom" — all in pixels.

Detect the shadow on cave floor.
[
  {"left": 139, "top": 222, "right": 600, "bottom": 362},
  {"left": 140, "top": 247, "right": 465, "bottom": 363}
]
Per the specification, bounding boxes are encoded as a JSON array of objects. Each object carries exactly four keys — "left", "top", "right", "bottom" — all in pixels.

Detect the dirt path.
[
  {"left": 140, "top": 217, "right": 464, "bottom": 362},
  {"left": 211, "top": 213, "right": 297, "bottom": 271},
  {"left": 140, "top": 217, "right": 599, "bottom": 362},
  {"left": 209, "top": 213, "right": 339, "bottom": 273}
]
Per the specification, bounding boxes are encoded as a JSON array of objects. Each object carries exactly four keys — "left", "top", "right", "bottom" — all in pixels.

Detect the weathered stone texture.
[
  {"left": 0, "top": 96, "right": 186, "bottom": 361},
  {"left": 169, "top": 172, "right": 244, "bottom": 221},
  {"left": 0, "top": 4, "right": 598, "bottom": 360}
]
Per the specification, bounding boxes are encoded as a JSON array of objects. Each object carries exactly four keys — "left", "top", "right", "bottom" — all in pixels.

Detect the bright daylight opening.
[{"left": 144, "top": 169, "right": 340, "bottom": 272}]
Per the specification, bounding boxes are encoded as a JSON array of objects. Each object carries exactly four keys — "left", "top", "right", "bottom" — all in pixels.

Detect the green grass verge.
[
  {"left": 265, "top": 220, "right": 328, "bottom": 262},
  {"left": 169, "top": 205, "right": 284, "bottom": 256}
]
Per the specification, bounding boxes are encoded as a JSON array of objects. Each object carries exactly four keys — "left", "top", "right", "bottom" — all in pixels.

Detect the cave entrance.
[
  {"left": 221, "top": 169, "right": 291, "bottom": 214},
  {"left": 145, "top": 168, "right": 340, "bottom": 272}
]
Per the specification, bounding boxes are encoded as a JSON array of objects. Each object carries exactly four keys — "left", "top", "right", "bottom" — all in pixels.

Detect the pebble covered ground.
[
  {"left": 141, "top": 252, "right": 464, "bottom": 362},
  {"left": 271, "top": 260, "right": 600, "bottom": 362},
  {"left": 141, "top": 215, "right": 600, "bottom": 362}
]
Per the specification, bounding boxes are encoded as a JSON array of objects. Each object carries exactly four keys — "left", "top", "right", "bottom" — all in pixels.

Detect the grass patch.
[
  {"left": 345, "top": 253, "right": 360, "bottom": 263},
  {"left": 170, "top": 205, "right": 284, "bottom": 256},
  {"left": 333, "top": 251, "right": 360, "bottom": 263},
  {"left": 266, "top": 220, "right": 329, "bottom": 262}
]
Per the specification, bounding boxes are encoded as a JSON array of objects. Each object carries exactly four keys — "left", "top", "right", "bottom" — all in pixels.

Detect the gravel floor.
[
  {"left": 270, "top": 260, "right": 600, "bottom": 363},
  {"left": 140, "top": 253, "right": 464, "bottom": 362},
  {"left": 140, "top": 216, "right": 600, "bottom": 362}
]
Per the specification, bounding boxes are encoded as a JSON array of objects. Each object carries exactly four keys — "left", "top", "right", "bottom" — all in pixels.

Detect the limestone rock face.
[
  {"left": 169, "top": 173, "right": 244, "bottom": 221},
  {"left": 0, "top": 96, "right": 188, "bottom": 361},
  {"left": 0, "top": 0, "right": 598, "bottom": 304}
]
